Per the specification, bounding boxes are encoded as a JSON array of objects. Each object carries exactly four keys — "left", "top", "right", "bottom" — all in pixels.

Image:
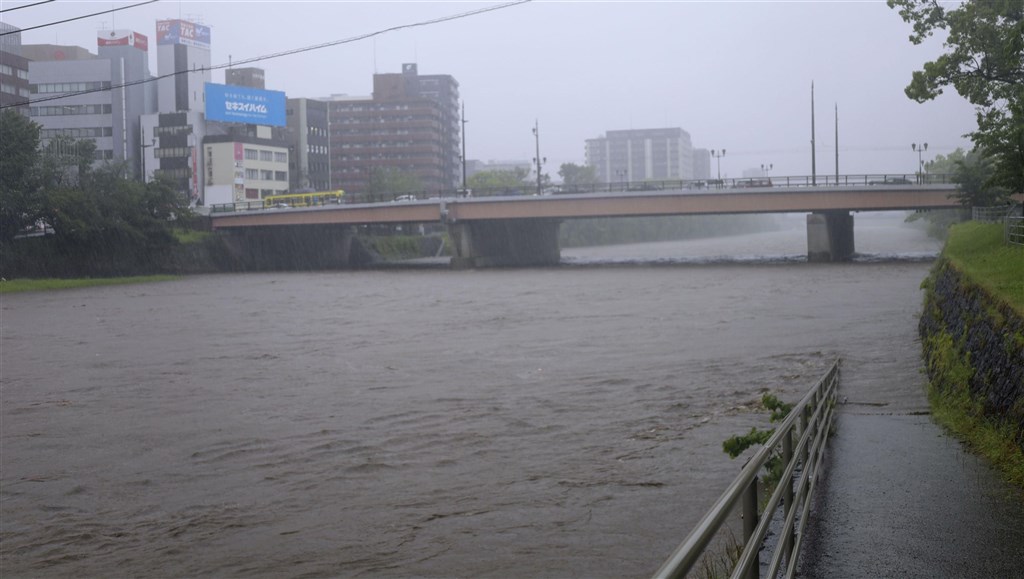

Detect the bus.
[{"left": 263, "top": 190, "right": 345, "bottom": 209}]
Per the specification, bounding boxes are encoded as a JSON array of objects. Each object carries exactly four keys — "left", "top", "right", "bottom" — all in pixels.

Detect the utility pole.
[
  {"left": 834, "top": 103, "right": 839, "bottom": 184},
  {"left": 532, "top": 119, "right": 546, "bottom": 196},
  {"left": 811, "top": 81, "right": 817, "bottom": 186},
  {"left": 461, "top": 101, "right": 468, "bottom": 192}
]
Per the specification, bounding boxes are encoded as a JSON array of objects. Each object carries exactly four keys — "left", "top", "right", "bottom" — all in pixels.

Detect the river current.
[{"left": 1, "top": 214, "right": 941, "bottom": 577}]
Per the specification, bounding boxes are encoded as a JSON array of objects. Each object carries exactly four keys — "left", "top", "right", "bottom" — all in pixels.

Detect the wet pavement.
[{"left": 799, "top": 411, "right": 1024, "bottom": 578}]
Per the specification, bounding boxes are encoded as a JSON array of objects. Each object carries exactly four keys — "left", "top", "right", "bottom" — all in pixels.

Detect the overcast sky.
[{"left": 5, "top": 0, "right": 978, "bottom": 178}]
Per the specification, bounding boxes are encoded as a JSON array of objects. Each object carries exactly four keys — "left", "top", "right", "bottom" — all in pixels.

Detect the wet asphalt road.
[{"left": 800, "top": 411, "right": 1024, "bottom": 578}]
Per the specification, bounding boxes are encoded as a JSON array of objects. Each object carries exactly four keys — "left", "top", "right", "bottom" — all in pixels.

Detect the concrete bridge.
[{"left": 208, "top": 180, "right": 961, "bottom": 268}]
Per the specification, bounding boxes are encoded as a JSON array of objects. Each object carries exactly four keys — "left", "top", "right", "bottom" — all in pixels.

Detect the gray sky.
[{"left": 6, "top": 0, "right": 978, "bottom": 179}]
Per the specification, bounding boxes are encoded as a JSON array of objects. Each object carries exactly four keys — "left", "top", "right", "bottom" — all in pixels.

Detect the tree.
[
  {"left": 558, "top": 163, "right": 598, "bottom": 187},
  {"left": 0, "top": 110, "right": 42, "bottom": 242},
  {"left": 368, "top": 167, "right": 422, "bottom": 196},
  {"left": 924, "top": 148, "right": 966, "bottom": 175},
  {"left": 467, "top": 168, "right": 530, "bottom": 193},
  {"left": 888, "top": 0, "right": 1024, "bottom": 193},
  {"left": 39, "top": 135, "right": 96, "bottom": 189},
  {"left": 950, "top": 149, "right": 1010, "bottom": 207}
]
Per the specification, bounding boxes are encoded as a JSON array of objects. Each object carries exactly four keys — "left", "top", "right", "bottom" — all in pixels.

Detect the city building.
[
  {"left": 202, "top": 128, "right": 290, "bottom": 205},
  {"left": 327, "top": 63, "right": 460, "bottom": 195},
  {"left": 225, "top": 67, "right": 265, "bottom": 90},
  {"left": 0, "top": 23, "right": 31, "bottom": 115},
  {"left": 585, "top": 128, "right": 694, "bottom": 184},
  {"left": 286, "top": 97, "right": 330, "bottom": 192},
  {"left": 692, "top": 148, "right": 711, "bottom": 181},
  {"left": 26, "top": 30, "right": 153, "bottom": 173},
  {"left": 141, "top": 19, "right": 212, "bottom": 198}
]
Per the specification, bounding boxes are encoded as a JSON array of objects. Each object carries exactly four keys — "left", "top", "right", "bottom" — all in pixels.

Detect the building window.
[
  {"left": 244, "top": 148, "right": 258, "bottom": 160},
  {"left": 245, "top": 168, "right": 259, "bottom": 179},
  {"left": 259, "top": 150, "right": 273, "bottom": 162},
  {"left": 245, "top": 188, "right": 259, "bottom": 199},
  {"left": 275, "top": 170, "right": 287, "bottom": 181},
  {"left": 274, "top": 151, "right": 287, "bottom": 163},
  {"left": 260, "top": 169, "right": 273, "bottom": 180}
]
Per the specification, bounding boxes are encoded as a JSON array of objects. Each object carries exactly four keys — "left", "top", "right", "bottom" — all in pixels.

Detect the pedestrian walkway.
[{"left": 799, "top": 409, "right": 1024, "bottom": 578}]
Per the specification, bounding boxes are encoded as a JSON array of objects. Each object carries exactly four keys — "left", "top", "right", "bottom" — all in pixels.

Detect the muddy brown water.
[{"left": 2, "top": 217, "right": 943, "bottom": 577}]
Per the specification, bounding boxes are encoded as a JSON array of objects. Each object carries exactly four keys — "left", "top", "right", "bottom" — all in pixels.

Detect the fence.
[
  {"left": 652, "top": 358, "right": 841, "bottom": 579},
  {"left": 972, "top": 205, "right": 1024, "bottom": 247}
]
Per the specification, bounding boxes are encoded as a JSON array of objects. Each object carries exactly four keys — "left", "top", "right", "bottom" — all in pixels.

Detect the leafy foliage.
[
  {"left": 723, "top": 393, "right": 794, "bottom": 491},
  {"left": 467, "top": 168, "right": 530, "bottom": 192},
  {"left": 888, "top": 0, "right": 1024, "bottom": 193},
  {"left": 0, "top": 110, "right": 42, "bottom": 242},
  {"left": 368, "top": 167, "right": 422, "bottom": 195},
  {"left": 558, "top": 162, "right": 598, "bottom": 186}
]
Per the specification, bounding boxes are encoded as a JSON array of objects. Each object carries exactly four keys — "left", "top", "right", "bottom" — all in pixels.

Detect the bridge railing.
[
  {"left": 652, "top": 358, "right": 841, "bottom": 579},
  {"left": 206, "top": 175, "right": 955, "bottom": 214}
]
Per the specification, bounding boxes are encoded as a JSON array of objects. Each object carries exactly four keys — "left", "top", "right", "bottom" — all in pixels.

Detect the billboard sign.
[
  {"left": 156, "top": 19, "right": 211, "bottom": 48},
  {"left": 205, "top": 83, "right": 286, "bottom": 127},
  {"left": 97, "top": 30, "right": 148, "bottom": 51}
]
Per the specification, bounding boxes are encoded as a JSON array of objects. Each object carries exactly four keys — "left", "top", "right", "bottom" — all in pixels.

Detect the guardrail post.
[
  {"left": 742, "top": 477, "right": 759, "bottom": 579},
  {"left": 782, "top": 428, "right": 795, "bottom": 568}
]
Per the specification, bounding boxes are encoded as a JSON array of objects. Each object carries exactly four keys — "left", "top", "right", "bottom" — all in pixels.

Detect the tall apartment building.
[
  {"left": 142, "top": 19, "right": 211, "bottom": 199},
  {"left": 286, "top": 98, "right": 330, "bottom": 192},
  {"left": 692, "top": 148, "right": 711, "bottom": 180},
  {"left": 585, "top": 128, "right": 694, "bottom": 184},
  {"left": 0, "top": 23, "right": 30, "bottom": 115},
  {"left": 26, "top": 30, "right": 153, "bottom": 174},
  {"left": 328, "top": 63, "right": 460, "bottom": 194}
]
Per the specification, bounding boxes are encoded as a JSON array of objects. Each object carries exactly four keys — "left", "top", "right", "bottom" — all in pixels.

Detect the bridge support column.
[
  {"left": 448, "top": 219, "right": 561, "bottom": 268},
  {"left": 219, "top": 225, "right": 356, "bottom": 270},
  {"left": 807, "top": 211, "right": 854, "bottom": 262}
]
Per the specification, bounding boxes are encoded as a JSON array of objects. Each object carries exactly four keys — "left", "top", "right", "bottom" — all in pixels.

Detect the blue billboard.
[{"left": 205, "top": 83, "right": 286, "bottom": 127}]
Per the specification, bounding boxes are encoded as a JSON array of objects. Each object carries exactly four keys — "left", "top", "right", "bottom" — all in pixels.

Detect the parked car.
[
  {"left": 868, "top": 177, "right": 912, "bottom": 185},
  {"left": 735, "top": 178, "right": 773, "bottom": 188}
]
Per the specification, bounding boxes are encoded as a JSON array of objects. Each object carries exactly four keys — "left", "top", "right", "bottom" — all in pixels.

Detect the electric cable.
[
  {"left": 1, "top": 0, "right": 159, "bottom": 36},
  {"left": 0, "top": 0, "right": 58, "bottom": 15}
]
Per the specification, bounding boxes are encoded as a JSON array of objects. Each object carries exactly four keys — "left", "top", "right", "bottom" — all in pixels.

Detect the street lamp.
[
  {"left": 761, "top": 163, "right": 773, "bottom": 177},
  {"left": 140, "top": 126, "right": 155, "bottom": 183},
  {"left": 615, "top": 168, "right": 628, "bottom": 191},
  {"left": 710, "top": 149, "right": 726, "bottom": 181},
  {"left": 912, "top": 142, "right": 928, "bottom": 183},
  {"left": 532, "top": 120, "right": 546, "bottom": 196}
]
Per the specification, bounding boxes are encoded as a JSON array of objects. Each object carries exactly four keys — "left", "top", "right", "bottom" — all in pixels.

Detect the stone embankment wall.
[{"left": 919, "top": 260, "right": 1024, "bottom": 448}]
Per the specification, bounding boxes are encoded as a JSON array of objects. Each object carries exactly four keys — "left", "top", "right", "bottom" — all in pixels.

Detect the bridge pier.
[
  {"left": 448, "top": 219, "right": 561, "bottom": 268},
  {"left": 807, "top": 211, "right": 854, "bottom": 262},
  {"left": 219, "top": 225, "right": 357, "bottom": 270}
]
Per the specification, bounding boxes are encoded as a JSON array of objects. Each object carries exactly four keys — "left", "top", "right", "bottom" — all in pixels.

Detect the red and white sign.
[{"left": 97, "top": 30, "right": 148, "bottom": 52}]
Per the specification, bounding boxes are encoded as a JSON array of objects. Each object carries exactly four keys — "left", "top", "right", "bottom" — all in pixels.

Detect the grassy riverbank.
[
  {"left": 0, "top": 275, "right": 178, "bottom": 294},
  {"left": 921, "top": 221, "right": 1024, "bottom": 489}
]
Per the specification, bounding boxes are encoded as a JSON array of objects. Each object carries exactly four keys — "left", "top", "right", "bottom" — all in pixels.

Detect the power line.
[
  {"left": 0, "top": 0, "right": 159, "bottom": 37},
  {"left": 0, "top": 0, "right": 57, "bottom": 15},
  {"left": 1, "top": 0, "right": 531, "bottom": 109}
]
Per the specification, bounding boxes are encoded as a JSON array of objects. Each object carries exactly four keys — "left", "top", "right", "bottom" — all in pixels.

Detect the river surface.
[{"left": 2, "top": 215, "right": 942, "bottom": 577}]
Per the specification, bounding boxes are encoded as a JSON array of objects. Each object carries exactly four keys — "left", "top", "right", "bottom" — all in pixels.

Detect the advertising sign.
[
  {"left": 205, "top": 83, "right": 286, "bottom": 127},
  {"left": 97, "top": 30, "right": 148, "bottom": 51},
  {"left": 156, "top": 19, "right": 211, "bottom": 48}
]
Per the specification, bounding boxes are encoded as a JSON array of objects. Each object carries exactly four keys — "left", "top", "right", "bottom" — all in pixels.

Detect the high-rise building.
[
  {"left": 328, "top": 63, "right": 460, "bottom": 195},
  {"left": 155, "top": 19, "right": 210, "bottom": 113},
  {"left": 286, "top": 98, "right": 330, "bottom": 192},
  {"left": 26, "top": 30, "right": 153, "bottom": 173},
  {"left": 0, "top": 23, "right": 30, "bottom": 115},
  {"left": 692, "top": 148, "right": 711, "bottom": 181},
  {"left": 585, "top": 128, "right": 694, "bottom": 184}
]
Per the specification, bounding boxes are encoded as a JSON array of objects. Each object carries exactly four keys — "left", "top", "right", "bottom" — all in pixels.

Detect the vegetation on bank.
[
  {"left": 0, "top": 275, "right": 178, "bottom": 294},
  {"left": 920, "top": 222, "right": 1024, "bottom": 489},
  {"left": 941, "top": 222, "right": 1024, "bottom": 313}
]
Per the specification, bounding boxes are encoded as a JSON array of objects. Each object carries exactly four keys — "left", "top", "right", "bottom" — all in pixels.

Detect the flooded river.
[{"left": 1, "top": 215, "right": 942, "bottom": 577}]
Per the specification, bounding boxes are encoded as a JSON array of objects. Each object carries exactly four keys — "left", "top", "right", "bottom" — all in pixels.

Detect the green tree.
[
  {"left": 889, "top": 0, "right": 1024, "bottom": 193},
  {"left": 558, "top": 163, "right": 598, "bottom": 188},
  {"left": 467, "top": 168, "right": 530, "bottom": 193},
  {"left": 951, "top": 149, "right": 1010, "bottom": 207},
  {"left": 368, "top": 167, "right": 422, "bottom": 195},
  {"left": 0, "top": 110, "right": 42, "bottom": 242},
  {"left": 924, "top": 148, "right": 966, "bottom": 175}
]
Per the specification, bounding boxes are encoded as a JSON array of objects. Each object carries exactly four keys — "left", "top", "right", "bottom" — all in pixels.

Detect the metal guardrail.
[
  {"left": 972, "top": 205, "right": 1024, "bottom": 247},
  {"left": 1006, "top": 217, "right": 1024, "bottom": 247},
  {"left": 653, "top": 358, "right": 841, "bottom": 579},
  {"left": 972, "top": 206, "right": 1009, "bottom": 223}
]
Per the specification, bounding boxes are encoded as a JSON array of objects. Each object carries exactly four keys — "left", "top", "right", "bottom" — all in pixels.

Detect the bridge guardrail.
[
  {"left": 652, "top": 358, "right": 841, "bottom": 579},
  {"left": 206, "top": 175, "right": 955, "bottom": 215}
]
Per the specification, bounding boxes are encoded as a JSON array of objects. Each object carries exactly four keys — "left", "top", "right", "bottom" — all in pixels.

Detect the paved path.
[{"left": 799, "top": 409, "right": 1024, "bottom": 578}]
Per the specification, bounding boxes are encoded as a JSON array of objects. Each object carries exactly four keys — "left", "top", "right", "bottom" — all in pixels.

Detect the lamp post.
[
  {"left": 912, "top": 142, "right": 928, "bottom": 184},
  {"left": 615, "top": 168, "right": 628, "bottom": 191},
  {"left": 532, "top": 120, "right": 546, "bottom": 196},
  {"left": 710, "top": 149, "right": 726, "bottom": 181},
  {"left": 761, "top": 163, "right": 773, "bottom": 178}
]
